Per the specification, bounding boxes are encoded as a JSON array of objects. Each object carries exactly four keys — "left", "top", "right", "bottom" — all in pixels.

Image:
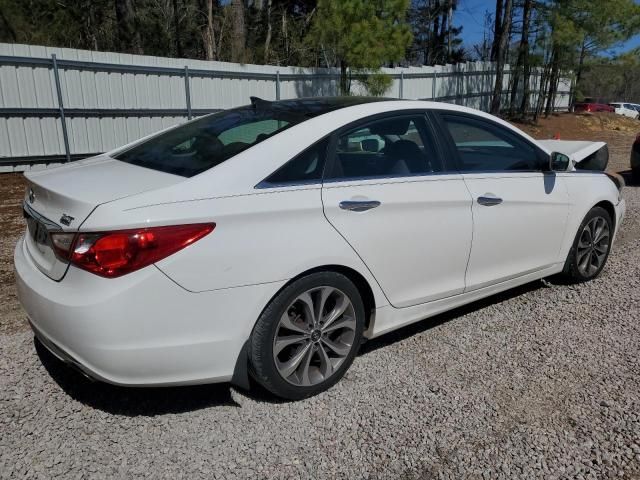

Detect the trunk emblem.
[
  {"left": 60, "top": 214, "right": 75, "bottom": 226},
  {"left": 28, "top": 188, "right": 35, "bottom": 203}
]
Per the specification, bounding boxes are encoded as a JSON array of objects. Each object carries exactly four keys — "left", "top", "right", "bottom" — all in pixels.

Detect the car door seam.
[{"left": 319, "top": 184, "right": 395, "bottom": 309}]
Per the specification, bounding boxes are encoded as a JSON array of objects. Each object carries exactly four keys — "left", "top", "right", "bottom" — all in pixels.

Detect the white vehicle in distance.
[
  {"left": 609, "top": 102, "right": 640, "bottom": 119},
  {"left": 15, "top": 98, "right": 626, "bottom": 400}
]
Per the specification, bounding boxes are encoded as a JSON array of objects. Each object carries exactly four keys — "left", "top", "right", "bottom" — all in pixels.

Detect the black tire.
[
  {"left": 561, "top": 206, "right": 613, "bottom": 283},
  {"left": 632, "top": 168, "right": 640, "bottom": 184},
  {"left": 249, "top": 271, "right": 365, "bottom": 400}
]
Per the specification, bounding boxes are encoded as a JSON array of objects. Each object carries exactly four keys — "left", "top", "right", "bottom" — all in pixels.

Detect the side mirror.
[{"left": 549, "top": 152, "right": 571, "bottom": 171}]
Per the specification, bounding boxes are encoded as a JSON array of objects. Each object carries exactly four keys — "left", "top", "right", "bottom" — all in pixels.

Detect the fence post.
[
  {"left": 51, "top": 54, "right": 71, "bottom": 163},
  {"left": 432, "top": 69, "right": 437, "bottom": 100},
  {"left": 184, "top": 66, "right": 192, "bottom": 120},
  {"left": 275, "top": 71, "right": 281, "bottom": 100},
  {"left": 399, "top": 71, "right": 404, "bottom": 99}
]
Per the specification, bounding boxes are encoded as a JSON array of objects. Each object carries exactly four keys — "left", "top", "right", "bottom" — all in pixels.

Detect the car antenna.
[{"left": 250, "top": 96, "right": 272, "bottom": 110}]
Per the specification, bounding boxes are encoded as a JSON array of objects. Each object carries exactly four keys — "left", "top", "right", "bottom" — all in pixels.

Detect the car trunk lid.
[{"left": 23, "top": 155, "right": 182, "bottom": 280}]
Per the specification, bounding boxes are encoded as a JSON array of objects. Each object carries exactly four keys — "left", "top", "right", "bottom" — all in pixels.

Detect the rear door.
[
  {"left": 435, "top": 112, "right": 569, "bottom": 291},
  {"left": 321, "top": 113, "right": 473, "bottom": 308}
]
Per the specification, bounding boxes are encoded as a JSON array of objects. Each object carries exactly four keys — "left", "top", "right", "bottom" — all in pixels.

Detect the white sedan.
[
  {"left": 609, "top": 102, "right": 640, "bottom": 119},
  {"left": 15, "top": 98, "right": 626, "bottom": 400}
]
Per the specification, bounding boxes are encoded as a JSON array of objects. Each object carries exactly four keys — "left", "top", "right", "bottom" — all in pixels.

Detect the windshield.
[{"left": 114, "top": 106, "right": 308, "bottom": 177}]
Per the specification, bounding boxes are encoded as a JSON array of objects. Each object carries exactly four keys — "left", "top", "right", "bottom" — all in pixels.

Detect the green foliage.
[
  {"left": 308, "top": 0, "right": 412, "bottom": 92},
  {"left": 358, "top": 70, "right": 394, "bottom": 96}
]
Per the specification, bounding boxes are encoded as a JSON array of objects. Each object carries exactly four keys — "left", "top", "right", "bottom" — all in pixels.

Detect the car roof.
[{"left": 250, "top": 96, "right": 395, "bottom": 118}]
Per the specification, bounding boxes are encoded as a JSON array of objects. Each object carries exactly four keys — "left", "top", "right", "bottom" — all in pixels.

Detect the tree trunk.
[
  {"left": 115, "top": 0, "right": 142, "bottom": 54},
  {"left": 264, "top": 0, "right": 272, "bottom": 63},
  {"left": 490, "top": 0, "right": 512, "bottom": 114},
  {"left": 340, "top": 59, "right": 349, "bottom": 95},
  {"left": 570, "top": 38, "right": 587, "bottom": 107},
  {"left": 432, "top": 7, "right": 440, "bottom": 64},
  {"left": 509, "top": 0, "right": 532, "bottom": 117},
  {"left": 544, "top": 47, "right": 560, "bottom": 117},
  {"left": 172, "top": 0, "right": 183, "bottom": 57},
  {"left": 447, "top": 0, "right": 453, "bottom": 59},
  {"left": 199, "top": 0, "right": 216, "bottom": 60},
  {"left": 231, "top": 0, "right": 246, "bottom": 62},
  {"left": 490, "top": 0, "right": 504, "bottom": 62},
  {"left": 518, "top": 0, "right": 534, "bottom": 117}
]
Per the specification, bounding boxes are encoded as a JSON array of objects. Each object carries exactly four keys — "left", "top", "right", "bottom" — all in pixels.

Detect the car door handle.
[
  {"left": 477, "top": 195, "right": 503, "bottom": 206},
  {"left": 339, "top": 200, "right": 381, "bottom": 212}
]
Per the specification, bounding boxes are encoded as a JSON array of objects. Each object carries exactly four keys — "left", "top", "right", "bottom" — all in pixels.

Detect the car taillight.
[
  {"left": 586, "top": 105, "right": 592, "bottom": 112},
  {"left": 52, "top": 224, "right": 214, "bottom": 278}
]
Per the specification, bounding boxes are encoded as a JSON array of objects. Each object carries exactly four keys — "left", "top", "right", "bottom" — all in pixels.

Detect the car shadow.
[
  {"left": 359, "top": 280, "right": 545, "bottom": 356},
  {"left": 35, "top": 338, "right": 241, "bottom": 415},
  {"left": 36, "top": 279, "right": 548, "bottom": 412}
]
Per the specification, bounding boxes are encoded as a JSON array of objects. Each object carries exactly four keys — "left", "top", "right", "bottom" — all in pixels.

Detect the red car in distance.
[{"left": 574, "top": 101, "right": 615, "bottom": 113}]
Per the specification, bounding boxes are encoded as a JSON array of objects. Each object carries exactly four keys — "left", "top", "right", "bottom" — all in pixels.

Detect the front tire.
[
  {"left": 249, "top": 272, "right": 365, "bottom": 400},
  {"left": 562, "top": 206, "right": 613, "bottom": 282}
]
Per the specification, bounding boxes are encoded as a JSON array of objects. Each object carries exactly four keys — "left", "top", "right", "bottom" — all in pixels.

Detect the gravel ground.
[{"left": 1, "top": 123, "right": 639, "bottom": 479}]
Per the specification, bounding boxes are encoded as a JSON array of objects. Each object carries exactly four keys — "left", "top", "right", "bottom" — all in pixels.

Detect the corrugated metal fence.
[{"left": 0, "top": 42, "right": 571, "bottom": 170}]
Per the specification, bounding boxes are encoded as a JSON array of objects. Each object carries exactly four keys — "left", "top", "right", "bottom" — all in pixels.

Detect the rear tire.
[
  {"left": 561, "top": 206, "right": 613, "bottom": 283},
  {"left": 249, "top": 272, "right": 365, "bottom": 400}
]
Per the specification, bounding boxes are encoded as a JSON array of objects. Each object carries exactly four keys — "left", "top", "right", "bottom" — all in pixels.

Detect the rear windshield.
[{"left": 114, "top": 106, "right": 309, "bottom": 177}]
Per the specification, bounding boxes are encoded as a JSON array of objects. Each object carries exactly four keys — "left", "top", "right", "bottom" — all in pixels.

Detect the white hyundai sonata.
[{"left": 15, "top": 98, "right": 625, "bottom": 399}]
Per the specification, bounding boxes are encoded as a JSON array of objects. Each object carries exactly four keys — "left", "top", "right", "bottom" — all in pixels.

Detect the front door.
[{"left": 437, "top": 112, "right": 569, "bottom": 291}]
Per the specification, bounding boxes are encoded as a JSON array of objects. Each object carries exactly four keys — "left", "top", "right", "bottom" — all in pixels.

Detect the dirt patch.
[
  {"left": 511, "top": 112, "right": 638, "bottom": 174},
  {"left": 0, "top": 174, "right": 27, "bottom": 335}
]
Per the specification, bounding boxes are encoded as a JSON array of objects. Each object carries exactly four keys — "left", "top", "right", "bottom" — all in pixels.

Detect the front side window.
[
  {"left": 442, "top": 114, "right": 541, "bottom": 172},
  {"left": 326, "top": 115, "right": 441, "bottom": 180},
  {"left": 115, "top": 108, "right": 307, "bottom": 177}
]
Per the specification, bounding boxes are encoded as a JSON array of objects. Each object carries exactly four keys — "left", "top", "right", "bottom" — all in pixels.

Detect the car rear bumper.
[{"left": 14, "top": 235, "right": 285, "bottom": 386}]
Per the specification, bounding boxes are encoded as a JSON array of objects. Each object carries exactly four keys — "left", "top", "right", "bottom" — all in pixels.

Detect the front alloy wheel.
[
  {"left": 562, "top": 206, "right": 613, "bottom": 282},
  {"left": 250, "top": 272, "right": 365, "bottom": 400},
  {"left": 575, "top": 216, "right": 610, "bottom": 277}
]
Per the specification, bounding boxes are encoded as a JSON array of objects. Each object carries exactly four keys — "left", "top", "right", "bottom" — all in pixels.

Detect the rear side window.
[
  {"left": 326, "top": 115, "right": 442, "bottom": 180},
  {"left": 115, "top": 108, "right": 305, "bottom": 177},
  {"left": 441, "top": 114, "right": 541, "bottom": 172},
  {"left": 262, "top": 139, "right": 329, "bottom": 186}
]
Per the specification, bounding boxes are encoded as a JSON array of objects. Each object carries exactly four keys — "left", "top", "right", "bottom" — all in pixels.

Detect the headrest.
[{"left": 370, "top": 118, "right": 410, "bottom": 136}]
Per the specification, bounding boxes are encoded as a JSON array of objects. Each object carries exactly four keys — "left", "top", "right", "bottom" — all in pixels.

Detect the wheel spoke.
[
  {"left": 317, "top": 343, "right": 334, "bottom": 379},
  {"left": 321, "top": 294, "right": 350, "bottom": 330},
  {"left": 297, "top": 292, "right": 317, "bottom": 326},
  {"left": 274, "top": 334, "right": 308, "bottom": 356},
  {"left": 278, "top": 342, "right": 312, "bottom": 378},
  {"left": 578, "top": 249, "right": 591, "bottom": 273},
  {"left": 322, "top": 316, "right": 355, "bottom": 334},
  {"left": 299, "top": 347, "right": 315, "bottom": 386},
  {"left": 577, "top": 247, "right": 591, "bottom": 265},
  {"left": 594, "top": 242, "right": 609, "bottom": 254},
  {"left": 315, "top": 287, "right": 334, "bottom": 326},
  {"left": 321, "top": 337, "right": 351, "bottom": 356},
  {"left": 279, "top": 312, "right": 310, "bottom": 334}
]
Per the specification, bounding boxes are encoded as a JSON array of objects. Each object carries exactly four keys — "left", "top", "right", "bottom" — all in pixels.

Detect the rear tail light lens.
[
  {"left": 52, "top": 224, "right": 214, "bottom": 278},
  {"left": 50, "top": 232, "right": 75, "bottom": 261}
]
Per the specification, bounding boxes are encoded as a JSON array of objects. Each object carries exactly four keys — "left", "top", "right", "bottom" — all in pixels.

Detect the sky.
[{"left": 455, "top": 0, "right": 640, "bottom": 57}]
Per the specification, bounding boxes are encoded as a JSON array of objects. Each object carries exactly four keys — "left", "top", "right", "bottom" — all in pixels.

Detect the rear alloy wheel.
[
  {"left": 562, "top": 206, "right": 613, "bottom": 282},
  {"left": 249, "top": 272, "right": 365, "bottom": 400}
]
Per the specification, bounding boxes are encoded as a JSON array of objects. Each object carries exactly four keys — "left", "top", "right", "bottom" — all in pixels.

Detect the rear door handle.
[
  {"left": 477, "top": 195, "right": 503, "bottom": 206},
  {"left": 339, "top": 200, "right": 381, "bottom": 212}
]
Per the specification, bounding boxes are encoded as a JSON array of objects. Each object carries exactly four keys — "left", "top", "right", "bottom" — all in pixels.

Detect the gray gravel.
[{"left": 1, "top": 184, "right": 639, "bottom": 479}]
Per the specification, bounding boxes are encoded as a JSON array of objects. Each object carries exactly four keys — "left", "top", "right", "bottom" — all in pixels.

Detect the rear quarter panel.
[{"left": 82, "top": 186, "right": 389, "bottom": 307}]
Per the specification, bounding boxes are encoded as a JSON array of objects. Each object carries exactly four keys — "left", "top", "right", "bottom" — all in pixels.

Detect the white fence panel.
[{"left": 0, "top": 42, "right": 571, "bottom": 168}]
